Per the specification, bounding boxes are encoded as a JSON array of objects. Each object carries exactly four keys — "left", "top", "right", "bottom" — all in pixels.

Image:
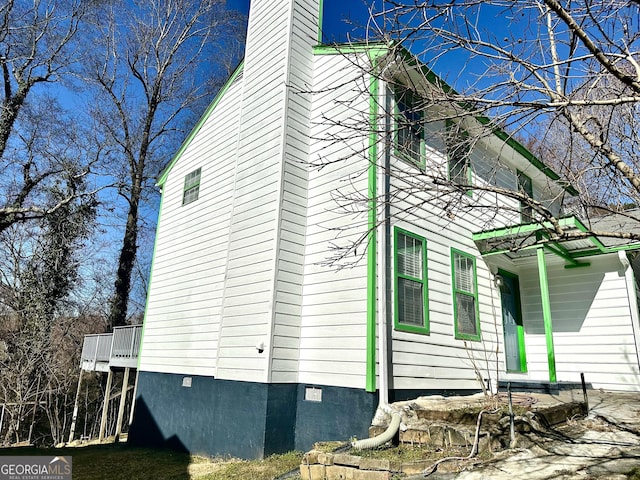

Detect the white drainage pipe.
[{"left": 351, "top": 412, "right": 402, "bottom": 451}]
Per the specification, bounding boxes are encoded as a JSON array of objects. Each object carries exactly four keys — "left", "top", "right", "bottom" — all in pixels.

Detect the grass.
[
  {"left": 0, "top": 444, "right": 303, "bottom": 480},
  {"left": 356, "top": 443, "right": 479, "bottom": 463},
  {"left": 627, "top": 467, "right": 640, "bottom": 480}
]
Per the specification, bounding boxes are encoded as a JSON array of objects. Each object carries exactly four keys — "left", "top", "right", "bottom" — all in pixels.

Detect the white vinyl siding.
[
  {"left": 385, "top": 94, "right": 538, "bottom": 390},
  {"left": 140, "top": 0, "right": 320, "bottom": 382},
  {"left": 215, "top": 0, "right": 319, "bottom": 383},
  {"left": 139, "top": 72, "right": 244, "bottom": 376},
  {"left": 269, "top": 0, "right": 318, "bottom": 383},
  {"left": 515, "top": 254, "right": 640, "bottom": 391},
  {"left": 386, "top": 193, "right": 502, "bottom": 389},
  {"left": 297, "top": 52, "right": 372, "bottom": 389}
]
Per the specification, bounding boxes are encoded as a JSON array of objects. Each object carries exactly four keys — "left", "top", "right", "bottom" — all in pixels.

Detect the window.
[
  {"left": 451, "top": 249, "right": 480, "bottom": 341},
  {"left": 446, "top": 121, "right": 472, "bottom": 188},
  {"left": 182, "top": 167, "right": 201, "bottom": 205},
  {"left": 395, "top": 89, "right": 424, "bottom": 166},
  {"left": 394, "top": 227, "right": 429, "bottom": 334},
  {"left": 517, "top": 170, "right": 534, "bottom": 223}
]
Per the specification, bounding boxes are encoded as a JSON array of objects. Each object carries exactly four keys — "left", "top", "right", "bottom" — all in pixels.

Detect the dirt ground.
[{"left": 417, "top": 390, "right": 640, "bottom": 480}]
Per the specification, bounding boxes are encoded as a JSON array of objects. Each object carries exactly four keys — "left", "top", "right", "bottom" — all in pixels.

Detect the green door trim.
[{"left": 498, "top": 269, "right": 527, "bottom": 373}]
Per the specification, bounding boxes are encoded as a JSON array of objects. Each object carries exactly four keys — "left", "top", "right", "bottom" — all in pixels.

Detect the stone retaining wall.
[{"left": 301, "top": 450, "right": 436, "bottom": 480}]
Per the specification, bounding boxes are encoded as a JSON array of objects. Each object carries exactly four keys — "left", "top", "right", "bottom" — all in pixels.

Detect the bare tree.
[
  {"left": 83, "top": 0, "right": 245, "bottom": 328},
  {"left": 0, "top": 171, "right": 96, "bottom": 444},
  {"left": 0, "top": 0, "right": 97, "bottom": 231},
  {"left": 338, "top": 0, "right": 640, "bottom": 247}
]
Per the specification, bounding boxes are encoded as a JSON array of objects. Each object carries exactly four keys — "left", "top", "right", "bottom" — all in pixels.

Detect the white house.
[{"left": 128, "top": 0, "right": 640, "bottom": 459}]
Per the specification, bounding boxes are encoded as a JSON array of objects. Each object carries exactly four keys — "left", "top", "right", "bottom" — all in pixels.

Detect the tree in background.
[
  {"left": 0, "top": 164, "right": 96, "bottom": 444},
  {"left": 83, "top": 0, "right": 246, "bottom": 329},
  {"left": 0, "top": 0, "right": 97, "bottom": 231},
  {"left": 348, "top": 0, "right": 640, "bottom": 245}
]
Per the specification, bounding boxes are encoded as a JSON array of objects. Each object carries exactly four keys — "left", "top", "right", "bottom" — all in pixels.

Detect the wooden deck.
[{"left": 80, "top": 325, "right": 142, "bottom": 372}]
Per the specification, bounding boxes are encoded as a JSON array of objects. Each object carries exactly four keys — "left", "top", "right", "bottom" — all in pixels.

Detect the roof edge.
[
  {"left": 388, "top": 45, "right": 579, "bottom": 196},
  {"left": 157, "top": 61, "right": 245, "bottom": 187}
]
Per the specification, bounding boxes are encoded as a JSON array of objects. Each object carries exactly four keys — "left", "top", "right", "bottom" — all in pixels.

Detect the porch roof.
[{"left": 472, "top": 214, "right": 640, "bottom": 267}]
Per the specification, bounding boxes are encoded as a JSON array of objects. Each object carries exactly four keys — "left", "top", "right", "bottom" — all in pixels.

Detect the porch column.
[{"left": 537, "top": 247, "right": 556, "bottom": 382}]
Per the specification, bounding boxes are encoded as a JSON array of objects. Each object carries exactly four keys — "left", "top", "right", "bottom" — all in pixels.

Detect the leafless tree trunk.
[{"left": 83, "top": 0, "right": 245, "bottom": 328}]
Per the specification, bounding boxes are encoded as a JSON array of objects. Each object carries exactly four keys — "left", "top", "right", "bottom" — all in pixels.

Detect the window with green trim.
[
  {"left": 395, "top": 89, "right": 424, "bottom": 166},
  {"left": 182, "top": 167, "right": 201, "bottom": 205},
  {"left": 446, "top": 121, "right": 472, "bottom": 189},
  {"left": 394, "top": 227, "right": 429, "bottom": 334},
  {"left": 517, "top": 170, "right": 534, "bottom": 223},
  {"left": 451, "top": 249, "right": 480, "bottom": 340}
]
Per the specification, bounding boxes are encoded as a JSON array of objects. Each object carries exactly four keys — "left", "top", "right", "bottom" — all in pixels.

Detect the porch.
[
  {"left": 473, "top": 215, "right": 640, "bottom": 390},
  {"left": 80, "top": 325, "right": 143, "bottom": 372},
  {"left": 71, "top": 325, "right": 143, "bottom": 444}
]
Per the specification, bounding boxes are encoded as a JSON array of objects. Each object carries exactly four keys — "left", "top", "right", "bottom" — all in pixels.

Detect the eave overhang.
[{"left": 473, "top": 215, "right": 640, "bottom": 268}]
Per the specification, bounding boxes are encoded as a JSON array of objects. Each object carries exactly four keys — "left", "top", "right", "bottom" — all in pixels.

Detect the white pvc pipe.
[{"left": 351, "top": 412, "right": 401, "bottom": 451}]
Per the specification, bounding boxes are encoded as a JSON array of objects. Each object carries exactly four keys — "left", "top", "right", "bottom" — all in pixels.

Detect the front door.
[{"left": 499, "top": 270, "right": 527, "bottom": 373}]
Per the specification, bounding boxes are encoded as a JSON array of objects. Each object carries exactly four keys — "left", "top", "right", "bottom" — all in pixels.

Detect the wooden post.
[
  {"left": 27, "top": 375, "right": 41, "bottom": 445},
  {"left": 128, "top": 369, "right": 139, "bottom": 427},
  {"left": 581, "top": 372, "right": 589, "bottom": 413},
  {"left": 0, "top": 404, "right": 4, "bottom": 440},
  {"left": 114, "top": 368, "right": 130, "bottom": 442},
  {"left": 68, "top": 370, "right": 84, "bottom": 443},
  {"left": 99, "top": 369, "right": 113, "bottom": 442},
  {"left": 508, "top": 382, "right": 515, "bottom": 448}
]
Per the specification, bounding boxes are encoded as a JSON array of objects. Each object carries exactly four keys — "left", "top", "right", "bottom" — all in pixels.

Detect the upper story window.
[
  {"left": 182, "top": 167, "right": 201, "bottom": 205},
  {"left": 395, "top": 89, "right": 424, "bottom": 167},
  {"left": 517, "top": 170, "right": 534, "bottom": 223},
  {"left": 451, "top": 248, "right": 480, "bottom": 341},
  {"left": 394, "top": 227, "right": 429, "bottom": 334},
  {"left": 446, "top": 121, "right": 472, "bottom": 188}
]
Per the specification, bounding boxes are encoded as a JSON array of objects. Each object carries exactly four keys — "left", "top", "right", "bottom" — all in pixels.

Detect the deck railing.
[{"left": 80, "top": 325, "right": 143, "bottom": 371}]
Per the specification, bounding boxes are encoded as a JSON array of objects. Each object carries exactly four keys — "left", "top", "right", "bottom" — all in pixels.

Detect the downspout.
[
  {"left": 618, "top": 251, "right": 640, "bottom": 368},
  {"left": 365, "top": 62, "right": 378, "bottom": 395},
  {"left": 355, "top": 52, "right": 402, "bottom": 450},
  {"left": 376, "top": 76, "right": 391, "bottom": 410}
]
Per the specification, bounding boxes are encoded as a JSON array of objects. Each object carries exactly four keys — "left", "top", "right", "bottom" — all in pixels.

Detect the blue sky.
[
  {"left": 227, "top": 0, "right": 372, "bottom": 43},
  {"left": 223, "top": 1, "right": 497, "bottom": 88}
]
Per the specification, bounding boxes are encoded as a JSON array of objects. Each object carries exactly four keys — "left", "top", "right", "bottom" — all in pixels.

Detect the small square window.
[
  {"left": 182, "top": 168, "right": 201, "bottom": 205},
  {"left": 451, "top": 248, "right": 480, "bottom": 341}
]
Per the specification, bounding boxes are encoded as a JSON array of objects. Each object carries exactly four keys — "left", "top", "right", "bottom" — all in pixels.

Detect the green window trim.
[
  {"left": 517, "top": 170, "right": 534, "bottom": 223},
  {"left": 182, "top": 167, "right": 201, "bottom": 206},
  {"left": 394, "top": 227, "right": 430, "bottom": 334},
  {"left": 446, "top": 120, "right": 473, "bottom": 195},
  {"left": 451, "top": 248, "right": 481, "bottom": 341},
  {"left": 394, "top": 88, "right": 426, "bottom": 169}
]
